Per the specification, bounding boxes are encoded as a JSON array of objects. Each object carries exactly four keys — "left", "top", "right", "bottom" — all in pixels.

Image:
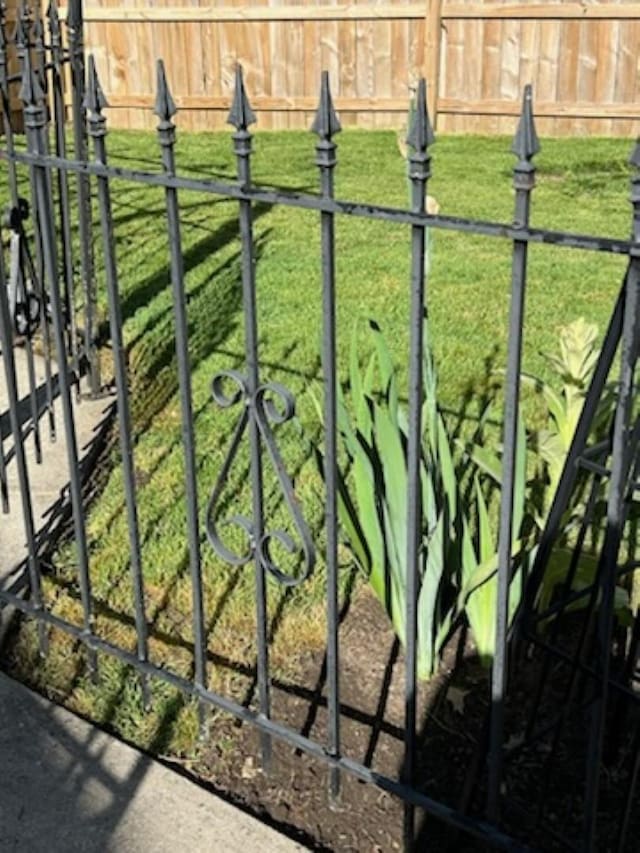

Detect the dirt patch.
[
  {"left": 166, "top": 592, "right": 639, "bottom": 852},
  {"left": 183, "top": 586, "right": 493, "bottom": 852}
]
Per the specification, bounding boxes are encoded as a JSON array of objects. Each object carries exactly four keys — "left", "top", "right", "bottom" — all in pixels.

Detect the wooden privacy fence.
[{"left": 62, "top": 0, "right": 640, "bottom": 135}]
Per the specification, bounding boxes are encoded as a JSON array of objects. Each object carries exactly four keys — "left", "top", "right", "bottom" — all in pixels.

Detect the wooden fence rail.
[{"left": 51, "top": 1, "right": 640, "bottom": 136}]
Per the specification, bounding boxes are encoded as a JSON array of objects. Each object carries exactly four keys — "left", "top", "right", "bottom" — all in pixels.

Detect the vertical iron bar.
[
  {"left": 21, "top": 50, "right": 96, "bottom": 672},
  {"left": 312, "top": 70, "right": 342, "bottom": 803},
  {"left": 85, "top": 57, "right": 149, "bottom": 705},
  {"left": 582, "top": 142, "right": 640, "bottom": 852},
  {"left": 29, "top": 8, "right": 56, "bottom": 443},
  {"left": 154, "top": 60, "right": 208, "bottom": 721},
  {"left": 0, "top": 8, "right": 10, "bottom": 517},
  {"left": 14, "top": 16, "right": 42, "bottom": 465},
  {"left": 50, "top": 0, "right": 80, "bottom": 391},
  {"left": 227, "top": 65, "right": 272, "bottom": 767},
  {"left": 0, "top": 8, "right": 19, "bottom": 209},
  {"left": 487, "top": 85, "right": 539, "bottom": 821},
  {"left": 402, "top": 78, "right": 433, "bottom": 852},
  {"left": 0, "top": 215, "right": 47, "bottom": 655},
  {"left": 67, "top": 0, "right": 100, "bottom": 394}
]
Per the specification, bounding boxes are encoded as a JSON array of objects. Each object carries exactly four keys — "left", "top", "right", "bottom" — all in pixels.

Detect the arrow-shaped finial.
[
  {"left": 67, "top": 0, "right": 82, "bottom": 30},
  {"left": 47, "top": 0, "right": 61, "bottom": 36},
  {"left": 14, "top": 1, "right": 29, "bottom": 49},
  {"left": 33, "top": 11, "right": 44, "bottom": 42},
  {"left": 227, "top": 65, "right": 256, "bottom": 131},
  {"left": 19, "top": 47, "right": 44, "bottom": 106},
  {"left": 512, "top": 84, "right": 540, "bottom": 161},
  {"left": 154, "top": 59, "right": 177, "bottom": 123},
  {"left": 406, "top": 78, "right": 435, "bottom": 153},
  {"left": 84, "top": 54, "right": 108, "bottom": 115},
  {"left": 0, "top": 3, "right": 7, "bottom": 50},
  {"left": 311, "top": 71, "right": 341, "bottom": 140}
]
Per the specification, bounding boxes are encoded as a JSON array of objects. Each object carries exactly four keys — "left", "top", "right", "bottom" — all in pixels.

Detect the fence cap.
[
  {"left": 47, "top": 0, "right": 61, "bottom": 34},
  {"left": 13, "top": 2, "right": 29, "bottom": 49},
  {"left": 67, "top": 0, "right": 82, "bottom": 30},
  {"left": 311, "top": 71, "right": 341, "bottom": 140},
  {"left": 512, "top": 85, "right": 540, "bottom": 162},
  {"left": 154, "top": 59, "right": 177, "bottom": 123},
  {"left": 406, "top": 79, "right": 434, "bottom": 153},
  {"left": 84, "top": 54, "right": 109, "bottom": 115},
  {"left": 18, "top": 50, "right": 44, "bottom": 107},
  {"left": 227, "top": 65, "right": 256, "bottom": 131}
]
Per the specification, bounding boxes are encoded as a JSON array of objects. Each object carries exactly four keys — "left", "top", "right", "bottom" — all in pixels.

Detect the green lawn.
[{"left": 6, "top": 129, "right": 634, "bottom": 757}]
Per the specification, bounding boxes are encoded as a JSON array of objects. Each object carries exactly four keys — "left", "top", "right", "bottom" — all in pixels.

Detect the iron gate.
[{"left": 0, "top": 2, "right": 639, "bottom": 851}]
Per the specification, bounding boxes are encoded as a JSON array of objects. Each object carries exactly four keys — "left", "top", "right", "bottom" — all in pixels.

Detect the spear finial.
[
  {"left": 67, "top": 0, "right": 82, "bottom": 31},
  {"left": 512, "top": 84, "right": 540, "bottom": 162},
  {"left": 311, "top": 71, "right": 341, "bottom": 140},
  {"left": 33, "top": 10, "right": 44, "bottom": 44},
  {"left": 406, "top": 78, "right": 435, "bottom": 153},
  {"left": 227, "top": 64, "right": 256, "bottom": 131},
  {"left": 84, "top": 53, "right": 108, "bottom": 116},
  {"left": 47, "top": 0, "right": 61, "bottom": 37},
  {"left": 0, "top": 2, "right": 7, "bottom": 51},
  {"left": 19, "top": 44, "right": 44, "bottom": 107},
  {"left": 154, "top": 59, "right": 177, "bottom": 123},
  {"left": 14, "top": 0, "right": 29, "bottom": 51}
]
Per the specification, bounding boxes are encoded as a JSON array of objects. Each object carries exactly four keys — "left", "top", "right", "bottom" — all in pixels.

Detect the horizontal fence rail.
[{"left": 2, "top": 149, "right": 638, "bottom": 256}]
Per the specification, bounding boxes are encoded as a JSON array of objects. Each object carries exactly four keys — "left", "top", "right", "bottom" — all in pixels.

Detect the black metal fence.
[{"left": 1, "top": 2, "right": 639, "bottom": 851}]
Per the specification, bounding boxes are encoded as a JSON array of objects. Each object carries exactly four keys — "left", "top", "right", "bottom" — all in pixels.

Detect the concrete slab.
[
  {"left": 0, "top": 674, "right": 306, "bottom": 852},
  {"left": 0, "top": 348, "right": 111, "bottom": 585}
]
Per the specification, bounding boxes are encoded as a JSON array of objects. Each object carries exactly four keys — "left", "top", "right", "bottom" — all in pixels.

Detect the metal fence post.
[
  {"left": 0, "top": 4, "right": 19, "bottom": 207},
  {"left": 12, "top": 5, "right": 43, "bottom": 464},
  {"left": 403, "top": 77, "right": 433, "bottom": 852},
  {"left": 227, "top": 65, "right": 272, "bottom": 769},
  {"left": 49, "top": 0, "right": 80, "bottom": 387},
  {"left": 67, "top": 0, "right": 100, "bottom": 395},
  {"left": 312, "top": 70, "right": 342, "bottom": 804},
  {"left": 154, "top": 59, "right": 208, "bottom": 728},
  {"left": 487, "top": 85, "right": 539, "bottom": 821},
  {"left": 85, "top": 56, "right": 150, "bottom": 707}
]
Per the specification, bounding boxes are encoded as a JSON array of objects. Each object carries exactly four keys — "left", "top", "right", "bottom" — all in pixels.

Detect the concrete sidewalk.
[{"left": 0, "top": 673, "right": 306, "bottom": 853}]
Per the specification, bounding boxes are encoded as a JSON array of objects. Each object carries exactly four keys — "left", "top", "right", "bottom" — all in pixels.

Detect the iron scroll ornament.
[{"left": 205, "top": 370, "right": 316, "bottom": 587}]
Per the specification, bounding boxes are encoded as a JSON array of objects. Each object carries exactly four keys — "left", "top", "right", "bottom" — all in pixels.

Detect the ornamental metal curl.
[
  {"left": 205, "top": 374, "right": 316, "bottom": 586},
  {"left": 204, "top": 371, "right": 253, "bottom": 567}
]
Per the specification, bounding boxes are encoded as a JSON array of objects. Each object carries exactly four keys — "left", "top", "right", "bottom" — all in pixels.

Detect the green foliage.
[
  {"left": 313, "top": 319, "right": 527, "bottom": 677},
  {"left": 521, "top": 317, "right": 611, "bottom": 520},
  {"left": 460, "top": 316, "right": 632, "bottom": 629}
]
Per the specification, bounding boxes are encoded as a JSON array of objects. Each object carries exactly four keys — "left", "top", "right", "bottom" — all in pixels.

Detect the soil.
[
  {"left": 192, "top": 585, "right": 489, "bottom": 852},
  {"left": 147, "top": 585, "right": 636, "bottom": 853}
]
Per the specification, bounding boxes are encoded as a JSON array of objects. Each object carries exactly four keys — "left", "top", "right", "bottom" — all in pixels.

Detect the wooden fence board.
[{"left": 35, "top": 1, "right": 639, "bottom": 136}]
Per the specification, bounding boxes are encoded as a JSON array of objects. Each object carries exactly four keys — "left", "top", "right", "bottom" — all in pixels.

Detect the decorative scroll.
[{"left": 205, "top": 372, "right": 316, "bottom": 587}]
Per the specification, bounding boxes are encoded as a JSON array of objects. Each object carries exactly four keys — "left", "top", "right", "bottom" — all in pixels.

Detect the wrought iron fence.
[{"left": 1, "top": 2, "right": 639, "bottom": 851}]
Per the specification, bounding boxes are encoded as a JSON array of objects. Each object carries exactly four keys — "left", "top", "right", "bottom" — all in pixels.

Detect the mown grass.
[{"left": 5, "top": 129, "right": 634, "bottom": 758}]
